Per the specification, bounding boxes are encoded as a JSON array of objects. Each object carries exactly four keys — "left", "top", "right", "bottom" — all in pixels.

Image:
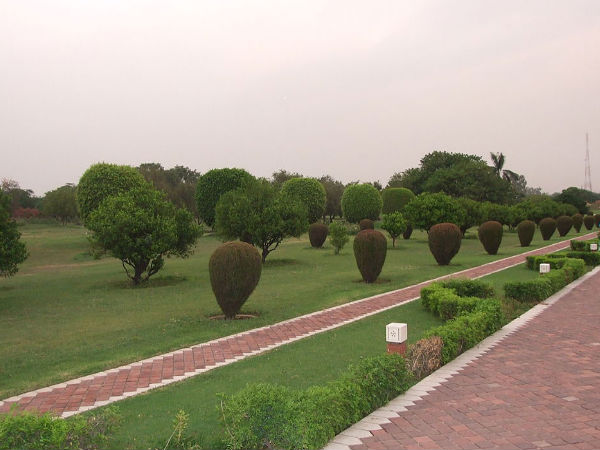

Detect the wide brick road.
[
  {"left": 0, "top": 234, "right": 595, "bottom": 418},
  {"left": 348, "top": 266, "right": 600, "bottom": 450}
]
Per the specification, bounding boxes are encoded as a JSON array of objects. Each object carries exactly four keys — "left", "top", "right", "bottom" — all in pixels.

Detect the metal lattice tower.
[{"left": 584, "top": 133, "right": 592, "bottom": 191}]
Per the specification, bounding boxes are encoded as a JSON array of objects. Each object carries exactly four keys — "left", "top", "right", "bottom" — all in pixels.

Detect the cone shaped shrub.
[
  {"left": 595, "top": 214, "right": 600, "bottom": 228},
  {"left": 403, "top": 224, "right": 413, "bottom": 240},
  {"left": 584, "top": 215, "right": 594, "bottom": 230},
  {"left": 308, "top": 223, "right": 328, "bottom": 248},
  {"left": 359, "top": 218, "right": 375, "bottom": 230},
  {"left": 353, "top": 229, "right": 387, "bottom": 283},
  {"left": 428, "top": 223, "right": 462, "bottom": 265},
  {"left": 209, "top": 241, "right": 262, "bottom": 319},
  {"left": 539, "top": 217, "right": 557, "bottom": 240},
  {"left": 478, "top": 221, "right": 503, "bottom": 255},
  {"left": 517, "top": 220, "right": 535, "bottom": 247},
  {"left": 556, "top": 215, "right": 573, "bottom": 237},
  {"left": 572, "top": 214, "right": 583, "bottom": 233}
]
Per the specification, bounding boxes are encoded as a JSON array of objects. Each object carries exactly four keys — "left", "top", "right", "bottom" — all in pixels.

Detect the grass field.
[{"left": 0, "top": 223, "right": 590, "bottom": 398}]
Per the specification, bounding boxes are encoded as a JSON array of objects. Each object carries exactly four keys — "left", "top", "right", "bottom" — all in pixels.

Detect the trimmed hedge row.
[
  {"left": 570, "top": 239, "right": 600, "bottom": 251},
  {"left": 421, "top": 278, "right": 495, "bottom": 320},
  {"left": 566, "top": 251, "right": 600, "bottom": 266}
]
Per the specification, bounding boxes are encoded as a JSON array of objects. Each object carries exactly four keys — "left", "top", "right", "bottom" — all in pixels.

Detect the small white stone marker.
[
  {"left": 590, "top": 243, "right": 598, "bottom": 251},
  {"left": 539, "top": 263, "right": 551, "bottom": 274},
  {"left": 386, "top": 323, "right": 407, "bottom": 355}
]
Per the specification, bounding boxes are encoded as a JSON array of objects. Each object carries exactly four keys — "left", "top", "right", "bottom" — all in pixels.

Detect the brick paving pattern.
[
  {"left": 349, "top": 264, "right": 600, "bottom": 450},
  {"left": 0, "top": 234, "right": 594, "bottom": 418}
]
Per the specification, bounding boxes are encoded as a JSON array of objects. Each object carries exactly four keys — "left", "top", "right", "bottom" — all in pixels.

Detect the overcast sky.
[{"left": 1, "top": 1, "right": 599, "bottom": 196}]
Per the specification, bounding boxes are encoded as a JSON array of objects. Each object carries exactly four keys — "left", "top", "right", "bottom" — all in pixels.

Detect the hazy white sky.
[{"left": 1, "top": 1, "right": 599, "bottom": 196}]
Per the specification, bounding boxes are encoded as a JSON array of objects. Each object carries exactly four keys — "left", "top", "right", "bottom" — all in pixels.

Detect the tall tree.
[
  {"left": 42, "top": 184, "right": 78, "bottom": 224},
  {"left": 490, "top": 152, "right": 505, "bottom": 177},
  {"left": 0, "top": 191, "right": 28, "bottom": 276}
]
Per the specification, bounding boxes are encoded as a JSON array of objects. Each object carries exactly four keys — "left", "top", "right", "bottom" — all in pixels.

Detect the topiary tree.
[
  {"left": 478, "top": 221, "right": 503, "bottom": 255},
  {"left": 359, "top": 219, "right": 374, "bottom": 230},
  {"left": 381, "top": 188, "right": 415, "bottom": 214},
  {"left": 402, "top": 224, "right": 413, "bottom": 240},
  {"left": 539, "top": 217, "right": 557, "bottom": 241},
  {"left": 87, "top": 186, "right": 202, "bottom": 284},
  {"left": 341, "top": 184, "right": 382, "bottom": 223},
  {"left": 280, "top": 178, "right": 326, "bottom": 224},
  {"left": 77, "top": 163, "right": 148, "bottom": 225},
  {"left": 517, "top": 220, "right": 535, "bottom": 247},
  {"left": 353, "top": 229, "right": 387, "bottom": 283},
  {"left": 308, "top": 223, "right": 328, "bottom": 248},
  {"left": 0, "top": 191, "right": 28, "bottom": 277},
  {"left": 381, "top": 212, "right": 407, "bottom": 247},
  {"left": 404, "top": 193, "right": 466, "bottom": 232},
  {"left": 572, "top": 214, "right": 583, "bottom": 233},
  {"left": 195, "top": 168, "right": 254, "bottom": 228},
  {"left": 209, "top": 241, "right": 262, "bottom": 319},
  {"left": 328, "top": 221, "right": 349, "bottom": 255},
  {"left": 428, "top": 223, "right": 462, "bottom": 265},
  {"left": 556, "top": 215, "right": 573, "bottom": 237},
  {"left": 584, "top": 214, "right": 594, "bottom": 230}
]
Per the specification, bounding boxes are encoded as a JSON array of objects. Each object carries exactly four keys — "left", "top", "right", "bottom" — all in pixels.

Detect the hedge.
[
  {"left": 570, "top": 239, "right": 600, "bottom": 251},
  {"left": 565, "top": 251, "right": 600, "bottom": 267},
  {"left": 421, "top": 278, "right": 495, "bottom": 315}
]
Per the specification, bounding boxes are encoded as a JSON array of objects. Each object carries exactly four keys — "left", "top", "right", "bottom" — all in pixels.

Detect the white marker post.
[{"left": 386, "top": 323, "right": 407, "bottom": 355}]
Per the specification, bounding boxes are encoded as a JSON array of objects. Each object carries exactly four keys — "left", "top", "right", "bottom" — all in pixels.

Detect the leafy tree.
[
  {"left": 386, "top": 168, "right": 421, "bottom": 191},
  {"left": 381, "top": 212, "right": 407, "bottom": 247},
  {"left": 404, "top": 192, "right": 466, "bottom": 231},
  {"left": 341, "top": 184, "right": 382, "bottom": 223},
  {"left": 328, "top": 221, "right": 349, "bottom": 255},
  {"left": 553, "top": 187, "right": 589, "bottom": 214},
  {"left": 215, "top": 179, "right": 308, "bottom": 262},
  {"left": 42, "top": 184, "right": 78, "bottom": 224},
  {"left": 280, "top": 177, "right": 326, "bottom": 224},
  {"left": 0, "top": 191, "right": 28, "bottom": 277},
  {"left": 490, "top": 152, "right": 505, "bottom": 177},
  {"left": 77, "top": 163, "right": 148, "bottom": 225},
  {"left": 319, "top": 175, "right": 344, "bottom": 221},
  {"left": 456, "top": 197, "right": 484, "bottom": 234},
  {"left": 381, "top": 188, "right": 415, "bottom": 214},
  {"left": 195, "top": 168, "right": 254, "bottom": 228},
  {"left": 271, "top": 169, "right": 303, "bottom": 189},
  {"left": 1, "top": 179, "right": 40, "bottom": 213},
  {"left": 510, "top": 195, "right": 562, "bottom": 224},
  {"left": 480, "top": 202, "right": 512, "bottom": 226},
  {"left": 87, "top": 187, "right": 201, "bottom": 284}
]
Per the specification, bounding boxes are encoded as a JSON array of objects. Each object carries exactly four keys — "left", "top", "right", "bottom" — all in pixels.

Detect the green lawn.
[{"left": 0, "top": 223, "right": 590, "bottom": 398}]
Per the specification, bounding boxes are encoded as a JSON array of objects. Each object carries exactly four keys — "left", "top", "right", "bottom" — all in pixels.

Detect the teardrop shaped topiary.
[
  {"left": 556, "top": 215, "right": 573, "bottom": 237},
  {"left": 209, "top": 241, "right": 262, "bottom": 319},
  {"left": 308, "top": 223, "right": 328, "bottom": 248},
  {"left": 359, "top": 218, "right": 375, "bottom": 230},
  {"left": 572, "top": 214, "right": 583, "bottom": 233},
  {"left": 517, "top": 220, "right": 535, "bottom": 247},
  {"left": 539, "top": 217, "right": 557, "bottom": 241},
  {"left": 584, "top": 214, "right": 594, "bottom": 230},
  {"left": 428, "top": 223, "right": 462, "bottom": 265},
  {"left": 478, "top": 221, "right": 503, "bottom": 255},
  {"left": 403, "top": 224, "right": 413, "bottom": 240},
  {"left": 353, "top": 229, "right": 387, "bottom": 283}
]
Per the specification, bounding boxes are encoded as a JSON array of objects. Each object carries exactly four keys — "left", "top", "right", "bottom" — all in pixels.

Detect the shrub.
[
  {"left": 381, "top": 188, "right": 414, "bottom": 214},
  {"left": 405, "top": 336, "right": 443, "bottom": 380},
  {"left": 440, "top": 278, "right": 495, "bottom": 298},
  {"left": 209, "top": 242, "right": 262, "bottom": 319},
  {"left": 359, "top": 218, "right": 374, "bottom": 230},
  {"left": 539, "top": 217, "right": 557, "bottom": 240},
  {"left": 328, "top": 221, "right": 349, "bottom": 255},
  {"left": 572, "top": 214, "right": 583, "bottom": 233},
  {"left": 583, "top": 215, "right": 594, "bottom": 230},
  {"left": 478, "top": 221, "right": 503, "bottom": 255},
  {"left": 525, "top": 254, "right": 568, "bottom": 271},
  {"left": 380, "top": 212, "right": 407, "bottom": 247},
  {"left": 517, "top": 220, "right": 535, "bottom": 247},
  {"left": 566, "top": 251, "right": 600, "bottom": 266},
  {"left": 404, "top": 193, "right": 465, "bottom": 232},
  {"left": 570, "top": 239, "right": 599, "bottom": 251},
  {"left": 341, "top": 184, "right": 382, "bottom": 223},
  {"left": 480, "top": 202, "right": 511, "bottom": 226},
  {"left": 281, "top": 178, "right": 327, "bottom": 224},
  {"left": 353, "top": 230, "right": 387, "bottom": 282},
  {"left": 420, "top": 280, "right": 495, "bottom": 320},
  {"left": 456, "top": 197, "right": 484, "bottom": 235},
  {"left": 0, "top": 192, "right": 28, "bottom": 277},
  {"left": 556, "top": 215, "right": 573, "bottom": 237},
  {"left": 428, "top": 223, "right": 462, "bottom": 265},
  {"left": 308, "top": 223, "right": 328, "bottom": 248},
  {"left": 402, "top": 224, "right": 413, "bottom": 240}
]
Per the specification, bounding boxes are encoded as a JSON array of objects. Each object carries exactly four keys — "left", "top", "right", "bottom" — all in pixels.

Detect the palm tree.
[{"left": 490, "top": 152, "right": 505, "bottom": 177}]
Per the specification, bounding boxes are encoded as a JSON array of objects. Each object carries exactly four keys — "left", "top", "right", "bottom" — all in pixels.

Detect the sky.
[{"left": 1, "top": 1, "right": 599, "bottom": 196}]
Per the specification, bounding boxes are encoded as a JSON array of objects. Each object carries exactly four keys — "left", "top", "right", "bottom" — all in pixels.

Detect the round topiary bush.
[
  {"left": 353, "top": 229, "right": 387, "bottom": 283},
  {"left": 341, "top": 184, "right": 382, "bottom": 223},
  {"left": 556, "top": 215, "right": 573, "bottom": 237},
  {"left": 280, "top": 177, "right": 327, "bottom": 224},
  {"left": 539, "top": 217, "right": 557, "bottom": 241},
  {"left": 572, "top": 214, "right": 583, "bottom": 233},
  {"left": 359, "top": 219, "right": 375, "bottom": 230},
  {"left": 517, "top": 220, "right": 535, "bottom": 247},
  {"left": 478, "top": 221, "right": 503, "bottom": 255},
  {"left": 584, "top": 214, "right": 594, "bottom": 230},
  {"left": 308, "top": 223, "right": 328, "bottom": 248},
  {"left": 403, "top": 224, "right": 413, "bottom": 240},
  {"left": 381, "top": 188, "right": 415, "bottom": 214},
  {"left": 209, "top": 241, "right": 262, "bottom": 319},
  {"left": 428, "top": 223, "right": 462, "bottom": 265}
]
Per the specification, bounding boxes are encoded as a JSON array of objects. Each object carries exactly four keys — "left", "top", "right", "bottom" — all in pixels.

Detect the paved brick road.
[{"left": 0, "top": 234, "right": 594, "bottom": 418}]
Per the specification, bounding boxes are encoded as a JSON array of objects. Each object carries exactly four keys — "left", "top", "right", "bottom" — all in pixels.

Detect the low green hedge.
[
  {"left": 220, "top": 353, "right": 413, "bottom": 450},
  {"left": 421, "top": 278, "right": 495, "bottom": 317},
  {"left": 570, "top": 239, "right": 599, "bottom": 251},
  {"left": 565, "top": 251, "right": 600, "bottom": 266},
  {"left": 525, "top": 254, "right": 568, "bottom": 271}
]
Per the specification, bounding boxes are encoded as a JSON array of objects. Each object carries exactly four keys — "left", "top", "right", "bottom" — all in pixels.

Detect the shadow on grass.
[
  {"left": 106, "top": 275, "right": 188, "bottom": 289},
  {"left": 352, "top": 278, "right": 391, "bottom": 284},
  {"left": 263, "top": 258, "right": 303, "bottom": 268}
]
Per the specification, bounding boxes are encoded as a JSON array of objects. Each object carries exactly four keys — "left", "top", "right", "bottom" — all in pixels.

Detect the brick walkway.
[
  {"left": 0, "top": 234, "right": 594, "bottom": 418},
  {"left": 335, "top": 266, "right": 600, "bottom": 450}
]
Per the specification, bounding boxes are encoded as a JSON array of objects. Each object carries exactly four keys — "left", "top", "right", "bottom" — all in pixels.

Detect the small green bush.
[
  {"left": 569, "top": 239, "right": 599, "bottom": 251},
  {"left": 539, "top": 217, "right": 557, "bottom": 240},
  {"left": 308, "top": 223, "right": 328, "bottom": 248},
  {"left": 381, "top": 188, "right": 415, "bottom": 214},
  {"left": 525, "top": 254, "right": 568, "bottom": 271},
  {"left": 341, "top": 184, "right": 382, "bottom": 223},
  {"left": 380, "top": 212, "right": 407, "bottom": 247},
  {"left": 556, "top": 215, "right": 573, "bottom": 237},
  {"left": 420, "top": 279, "right": 495, "bottom": 320},
  {"left": 428, "top": 223, "right": 462, "bottom": 265},
  {"left": 572, "top": 214, "right": 583, "bottom": 233},
  {"left": 359, "top": 218, "right": 374, "bottom": 230},
  {"left": 478, "top": 221, "right": 503, "bottom": 255},
  {"left": 328, "top": 221, "right": 349, "bottom": 255},
  {"left": 583, "top": 215, "right": 595, "bottom": 230},
  {"left": 441, "top": 278, "right": 495, "bottom": 298},
  {"left": 402, "top": 224, "right": 413, "bottom": 240},
  {"left": 353, "top": 230, "right": 387, "bottom": 283},
  {"left": 209, "top": 242, "right": 262, "bottom": 319},
  {"left": 566, "top": 251, "right": 600, "bottom": 266},
  {"left": 517, "top": 220, "right": 535, "bottom": 247},
  {"left": 281, "top": 178, "right": 327, "bottom": 224}
]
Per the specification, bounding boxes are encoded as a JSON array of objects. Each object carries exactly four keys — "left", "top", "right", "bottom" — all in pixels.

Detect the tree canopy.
[
  {"left": 0, "top": 191, "right": 28, "bottom": 277},
  {"left": 280, "top": 177, "right": 326, "bottom": 223},
  {"left": 42, "top": 184, "right": 78, "bottom": 224}
]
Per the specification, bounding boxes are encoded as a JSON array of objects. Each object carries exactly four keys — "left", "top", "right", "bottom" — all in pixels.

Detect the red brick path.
[{"left": 0, "top": 235, "right": 594, "bottom": 417}]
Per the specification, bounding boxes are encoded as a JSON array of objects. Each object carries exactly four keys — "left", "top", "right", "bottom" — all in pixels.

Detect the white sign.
[
  {"left": 386, "top": 323, "right": 407, "bottom": 343},
  {"left": 539, "top": 263, "right": 551, "bottom": 274}
]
